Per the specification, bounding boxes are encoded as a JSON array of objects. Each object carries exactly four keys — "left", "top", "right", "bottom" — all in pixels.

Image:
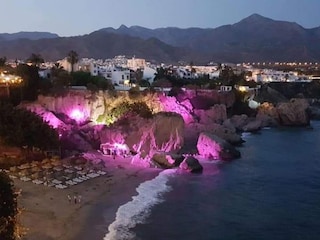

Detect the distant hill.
[
  {"left": 0, "top": 14, "right": 320, "bottom": 63},
  {"left": 0, "top": 31, "right": 197, "bottom": 63},
  {"left": 99, "top": 14, "right": 320, "bottom": 62},
  {"left": 0, "top": 31, "right": 59, "bottom": 41}
]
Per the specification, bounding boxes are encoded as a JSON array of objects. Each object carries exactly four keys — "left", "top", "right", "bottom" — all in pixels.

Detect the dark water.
[{"left": 133, "top": 122, "right": 320, "bottom": 240}]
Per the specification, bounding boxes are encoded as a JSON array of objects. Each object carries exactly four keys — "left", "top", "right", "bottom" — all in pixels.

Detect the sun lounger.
[
  {"left": 20, "top": 177, "right": 31, "bottom": 181},
  {"left": 66, "top": 180, "right": 77, "bottom": 185},
  {"left": 55, "top": 184, "right": 68, "bottom": 189},
  {"left": 73, "top": 178, "right": 83, "bottom": 183},
  {"left": 32, "top": 179, "right": 44, "bottom": 184},
  {"left": 52, "top": 179, "right": 62, "bottom": 184}
]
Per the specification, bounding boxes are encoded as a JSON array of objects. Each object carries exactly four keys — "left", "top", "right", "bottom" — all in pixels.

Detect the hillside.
[
  {"left": 99, "top": 14, "right": 320, "bottom": 62},
  {"left": 0, "top": 31, "right": 197, "bottom": 63},
  {"left": 0, "top": 31, "right": 59, "bottom": 41},
  {"left": 1, "top": 14, "right": 320, "bottom": 63}
]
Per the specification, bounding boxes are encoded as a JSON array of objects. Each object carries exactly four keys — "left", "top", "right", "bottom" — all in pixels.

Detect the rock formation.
[
  {"left": 99, "top": 112, "right": 185, "bottom": 155},
  {"left": 179, "top": 156, "right": 203, "bottom": 173},
  {"left": 20, "top": 89, "right": 243, "bottom": 166},
  {"left": 276, "top": 98, "right": 310, "bottom": 126},
  {"left": 256, "top": 102, "right": 279, "bottom": 127},
  {"left": 196, "top": 132, "right": 241, "bottom": 160}
]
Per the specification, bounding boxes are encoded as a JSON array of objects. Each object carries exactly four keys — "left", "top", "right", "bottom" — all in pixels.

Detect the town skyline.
[{"left": 1, "top": 0, "right": 320, "bottom": 37}]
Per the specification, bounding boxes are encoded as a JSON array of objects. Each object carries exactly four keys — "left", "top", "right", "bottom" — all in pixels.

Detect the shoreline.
[{"left": 15, "top": 155, "right": 161, "bottom": 240}]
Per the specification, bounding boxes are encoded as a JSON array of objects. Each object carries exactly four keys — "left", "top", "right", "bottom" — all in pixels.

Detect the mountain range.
[{"left": 0, "top": 14, "right": 320, "bottom": 63}]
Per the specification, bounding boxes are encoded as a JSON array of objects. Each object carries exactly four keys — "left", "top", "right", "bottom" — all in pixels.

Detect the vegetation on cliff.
[
  {"left": 0, "top": 101, "right": 59, "bottom": 151},
  {"left": 0, "top": 172, "right": 19, "bottom": 240}
]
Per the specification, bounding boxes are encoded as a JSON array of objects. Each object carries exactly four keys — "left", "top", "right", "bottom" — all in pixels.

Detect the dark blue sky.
[{"left": 2, "top": 0, "right": 320, "bottom": 36}]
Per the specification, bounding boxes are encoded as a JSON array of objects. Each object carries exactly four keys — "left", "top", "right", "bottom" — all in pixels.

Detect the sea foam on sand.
[{"left": 104, "top": 169, "right": 176, "bottom": 240}]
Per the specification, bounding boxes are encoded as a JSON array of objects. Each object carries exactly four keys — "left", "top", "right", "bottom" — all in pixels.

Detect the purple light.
[{"left": 70, "top": 109, "right": 85, "bottom": 122}]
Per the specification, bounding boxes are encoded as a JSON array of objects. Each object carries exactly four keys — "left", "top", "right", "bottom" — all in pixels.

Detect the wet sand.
[{"left": 15, "top": 155, "right": 160, "bottom": 240}]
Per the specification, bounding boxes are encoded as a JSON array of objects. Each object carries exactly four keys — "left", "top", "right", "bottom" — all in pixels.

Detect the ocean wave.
[
  {"left": 104, "top": 169, "right": 176, "bottom": 240},
  {"left": 241, "top": 132, "right": 252, "bottom": 139}
]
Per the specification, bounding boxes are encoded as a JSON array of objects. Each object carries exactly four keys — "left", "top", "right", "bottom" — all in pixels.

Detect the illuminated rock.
[
  {"left": 159, "top": 95, "right": 194, "bottom": 124},
  {"left": 196, "top": 132, "right": 241, "bottom": 160},
  {"left": 256, "top": 102, "right": 279, "bottom": 127},
  {"left": 99, "top": 112, "right": 184, "bottom": 157},
  {"left": 179, "top": 156, "right": 203, "bottom": 173},
  {"left": 22, "top": 103, "right": 67, "bottom": 129},
  {"left": 151, "top": 153, "right": 175, "bottom": 168}
]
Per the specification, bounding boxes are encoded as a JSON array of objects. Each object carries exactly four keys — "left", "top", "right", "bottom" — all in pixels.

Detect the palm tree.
[
  {"left": 67, "top": 50, "right": 79, "bottom": 73},
  {"left": 27, "top": 53, "right": 44, "bottom": 68}
]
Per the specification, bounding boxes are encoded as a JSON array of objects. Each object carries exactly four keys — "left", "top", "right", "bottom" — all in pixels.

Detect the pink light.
[{"left": 70, "top": 109, "right": 85, "bottom": 122}]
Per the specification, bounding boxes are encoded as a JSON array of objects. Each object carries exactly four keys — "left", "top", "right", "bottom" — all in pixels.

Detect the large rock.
[
  {"left": 227, "top": 114, "right": 250, "bottom": 131},
  {"left": 179, "top": 156, "right": 203, "bottom": 173},
  {"left": 159, "top": 95, "right": 194, "bottom": 124},
  {"left": 151, "top": 153, "right": 175, "bottom": 168},
  {"left": 208, "top": 123, "right": 243, "bottom": 144},
  {"left": 185, "top": 122, "right": 243, "bottom": 146},
  {"left": 276, "top": 98, "right": 310, "bottom": 126},
  {"left": 194, "top": 104, "right": 227, "bottom": 124},
  {"left": 21, "top": 103, "right": 68, "bottom": 129},
  {"left": 242, "top": 119, "right": 262, "bottom": 132},
  {"left": 308, "top": 106, "right": 320, "bottom": 120},
  {"left": 256, "top": 102, "right": 279, "bottom": 127},
  {"left": 100, "top": 112, "right": 185, "bottom": 155},
  {"left": 196, "top": 132, "right": 241, "bottom": 160}
]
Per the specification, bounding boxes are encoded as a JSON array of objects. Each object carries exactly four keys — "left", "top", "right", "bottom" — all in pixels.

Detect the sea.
[{"left": 104, "top": 121, "right": 320, "bottom": 240}]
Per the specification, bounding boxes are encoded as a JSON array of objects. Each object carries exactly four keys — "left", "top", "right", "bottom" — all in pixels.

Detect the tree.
[
  {"left": 0, "top": 56, "right": 7, "bottom": 67},
  {"left": 27, "top": 53, "right": 44, "bottom": 68},
  {"left": 152, "top": 78, "right": 172, "bottom": 88},
  {"left": 67, "top": 50, "right": 79, "bottom": 73},
  {"left": 0, "top": 101, "right": 59, "bottom": 151},
  {"left": 154, "top": 67, "right": 169, "bottom": 81},
  {"left": 15, "top": 64, "right": 41, "bottom": 101}
]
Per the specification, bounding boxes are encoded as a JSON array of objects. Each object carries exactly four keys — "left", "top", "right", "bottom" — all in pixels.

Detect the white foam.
[
  {"left": 241, "top": 132, "right": 252, "bottom": 139},
  {"left": 104, "top": 169, "right": 176, "bottom": 240}
]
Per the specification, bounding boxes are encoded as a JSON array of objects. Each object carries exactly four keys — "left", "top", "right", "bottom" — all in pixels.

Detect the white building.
[
  {"left": 103, "top": 66, "right": 131, "bottom": 86},
  {"left": 142, "top": 66, "right": 157, "bottom": 84},
  {"left": 252, "top": 69, "right": 307, "bottom": 82},
  {"left": 127, "top": 57, "right": 146, "bottom": 70}
]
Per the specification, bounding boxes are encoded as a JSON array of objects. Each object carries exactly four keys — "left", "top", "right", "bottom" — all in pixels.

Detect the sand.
[{"left": 14, "top": 155, "right": 161, "bottom": 240}]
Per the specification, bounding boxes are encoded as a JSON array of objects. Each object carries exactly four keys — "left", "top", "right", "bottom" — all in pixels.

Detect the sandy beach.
[{"left": 13, "top": 155, "right": 161, "bottom": 240}]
